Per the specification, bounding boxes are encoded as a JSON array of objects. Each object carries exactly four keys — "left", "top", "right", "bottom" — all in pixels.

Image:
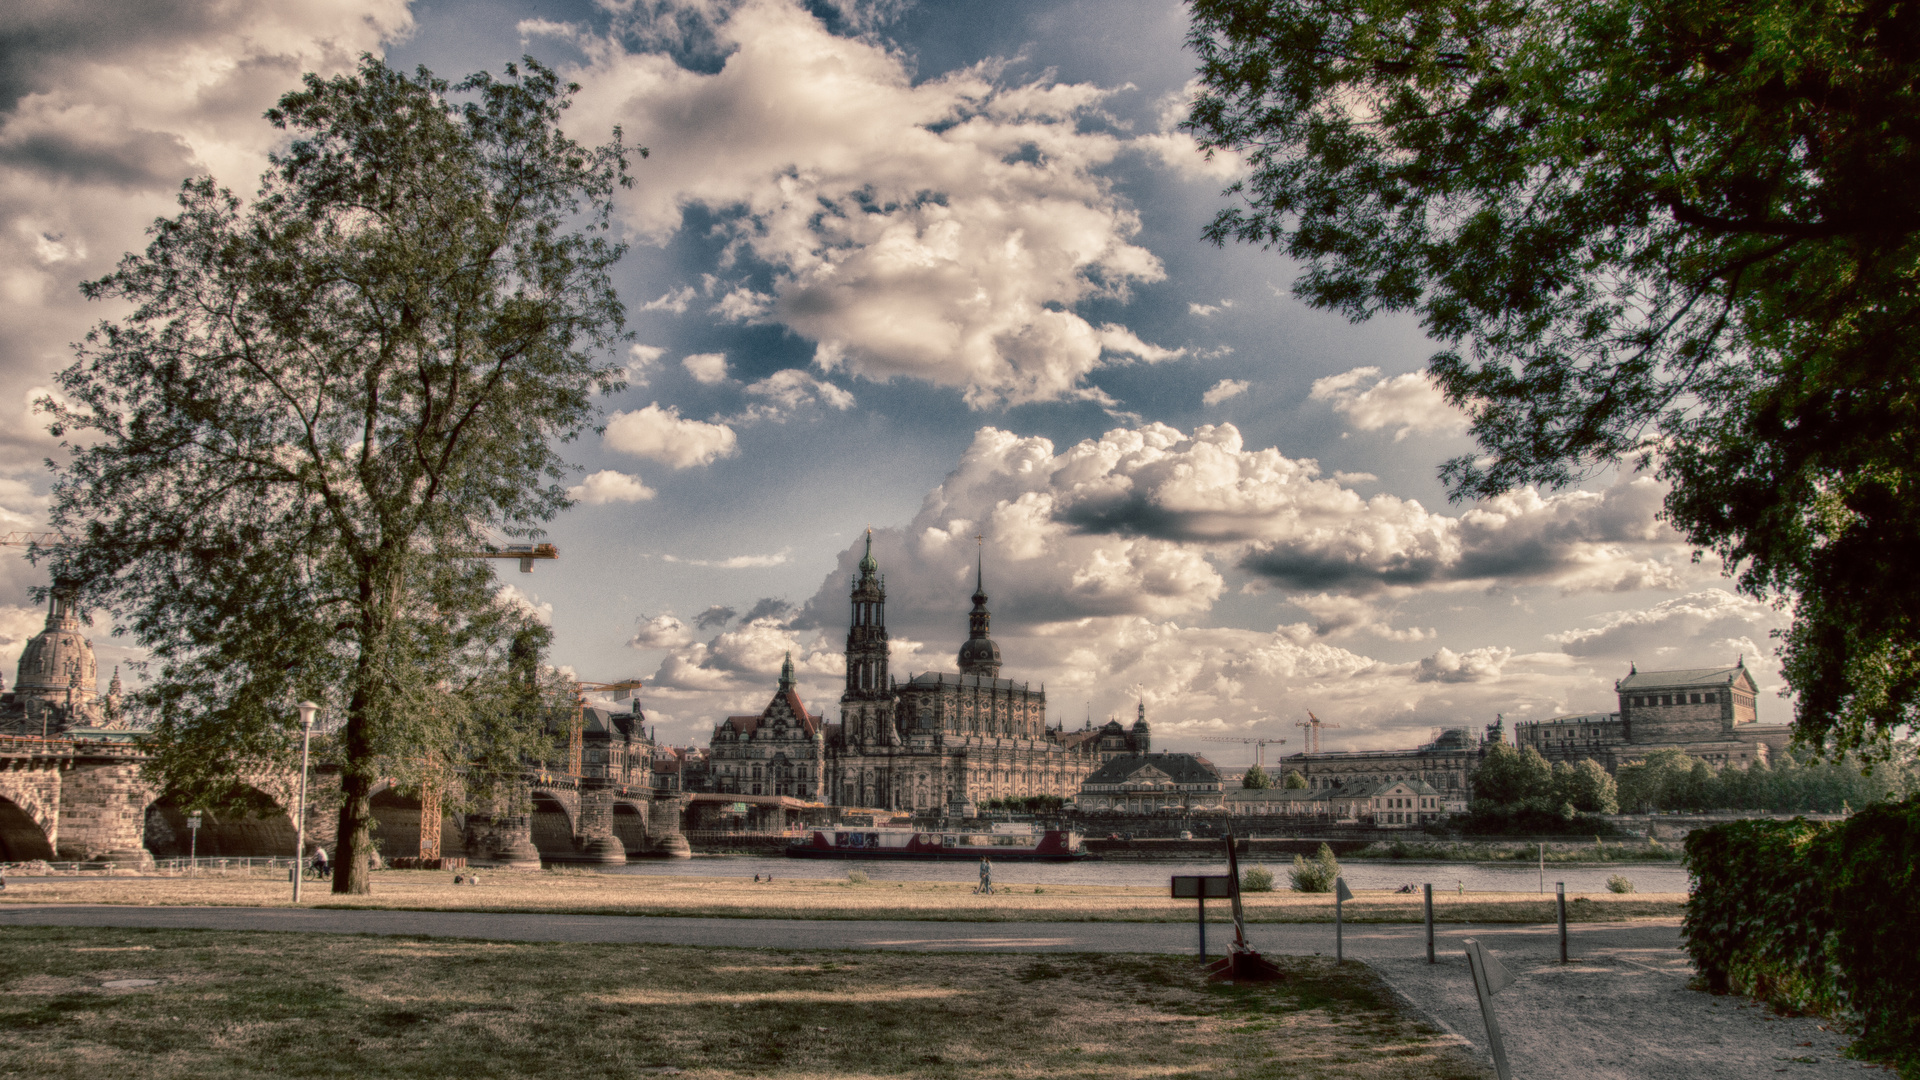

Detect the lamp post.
[
  {"left": 188, "top": 811, "right": 202, "bottom": 871},
  {"left": 291, "top": 701, "right": 318, "bottom": 902}
]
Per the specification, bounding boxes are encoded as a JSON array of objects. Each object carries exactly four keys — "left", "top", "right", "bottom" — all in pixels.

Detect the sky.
[{"left": 0, "top": 0, "right": 1792, "bottom": 762}]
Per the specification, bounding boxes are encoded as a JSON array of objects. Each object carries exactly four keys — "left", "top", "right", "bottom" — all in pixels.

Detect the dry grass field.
[
  {"left": 0, "top": 869, "right": 1686, "bottom": 923},
  {"left": 0, "top": 925, "right": 1492, "bottom": 1080}
]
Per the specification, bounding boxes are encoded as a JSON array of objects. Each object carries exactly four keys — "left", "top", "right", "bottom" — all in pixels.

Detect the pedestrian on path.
[{"left": 975, "top": 857, "right": 993, "bottom": 895}]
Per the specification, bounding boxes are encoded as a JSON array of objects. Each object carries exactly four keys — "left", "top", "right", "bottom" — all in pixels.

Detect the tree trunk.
[{"left": 331, "top": 772, "right": 375, "bottom": 895}]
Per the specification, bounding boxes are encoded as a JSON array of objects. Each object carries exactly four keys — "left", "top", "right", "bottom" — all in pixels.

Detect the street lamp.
[
  {"left": 188, "top": 810, "right": 202, "bottom": 871},
  {"left": 291, "top": 701, "right": 319, "bottom": 903}
]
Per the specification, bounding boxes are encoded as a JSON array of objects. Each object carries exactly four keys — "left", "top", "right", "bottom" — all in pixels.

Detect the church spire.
[
  {"left": 957, "top": 535, "right": 1002, "bottom": 678},
  {"left": 779, "top": 651, "right": 794, "bottom": 689}
]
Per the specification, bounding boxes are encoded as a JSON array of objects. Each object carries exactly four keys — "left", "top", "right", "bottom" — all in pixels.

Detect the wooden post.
[
  {"left": 1424, "top": 882, "right": 1435, "bottom": 963},
  {"left": 1334, "top": 876, "right": 1353, "bottom": 962},
  {"left": 1198, "top": 895, "right": 1207, "bottom": 962}
]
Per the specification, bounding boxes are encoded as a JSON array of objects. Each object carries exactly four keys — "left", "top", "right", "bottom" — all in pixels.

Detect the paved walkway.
[{"left": 0, "top": 906, "right": 1872, "bottom": 1078}]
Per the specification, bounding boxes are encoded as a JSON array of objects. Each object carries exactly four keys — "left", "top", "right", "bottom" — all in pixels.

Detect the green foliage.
[
  {"left": 1185, "top": 0, "right": 1920, "bottom": 756},
  {"left": 1606, "top": 874, "right": 1635, "bottom": 894},
  {"left": 1551, "top": 759, "right": 1620, "bottom": 814},
  {"left": 1282, "top": 769, "right": 1308, "bottom": 790},
  {"left": 1684, "top": 801, "right": 1920, "bottom": 1074},
  {"left": 1241, "top": 865, "right": 1276, "bottom": 892},
  {"left": 1289, "top": 842, "right": 1341, "bottom": 892},
  {"left": 1470, "top": 743, "right": 1553, "bottom": 806},
  {"left": 1242, "top": 764, "right": 1271, "bottom": 790},
  {"left": 42, "top": 56, "right": 635, "bottom": 894},
  {"left": 1618, "top": 747, "right": 1919, "bottom": 813}
]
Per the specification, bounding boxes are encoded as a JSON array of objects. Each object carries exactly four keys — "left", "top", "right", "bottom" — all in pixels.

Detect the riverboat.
[{"left": 785, "top": 823, "right": 1090, "bottom": 861}]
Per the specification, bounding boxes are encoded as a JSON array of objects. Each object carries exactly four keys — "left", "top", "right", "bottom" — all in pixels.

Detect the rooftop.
[{"left": 1618, "top": 663, "right": 1754, "bottom": 691}]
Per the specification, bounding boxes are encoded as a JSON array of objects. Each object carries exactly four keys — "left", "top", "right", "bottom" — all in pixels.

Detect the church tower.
[
  {"left": 841, "top": 531, "right": 895, "bottom": 748},
  {"left": 956, "top": 544, "right": 1002, "bottom": 679}
]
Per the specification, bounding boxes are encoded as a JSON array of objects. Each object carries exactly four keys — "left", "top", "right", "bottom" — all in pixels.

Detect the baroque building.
[
  {"left": 708, "top": 654, "right": 826, "bottom": 799},
  {"left": 1075, "top": 752, "right": 1223, "bottom": 812},
  {"left": 822, "top": 536, "right": 1103, "bottom": 812},
  {"left": 1, "top": 589, "right": 128, "bottom": 735},
  {"left": 1513, "top": 660, "right": 1795, "bottom": 770}
]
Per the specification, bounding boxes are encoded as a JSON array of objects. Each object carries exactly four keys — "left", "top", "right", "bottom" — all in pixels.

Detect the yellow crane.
[
  {"left": 8, "top": 533, "right": 558, "bottom": 573},
  {"left": 1295, "top": 712, "right": 1342, "bottom": 754}
]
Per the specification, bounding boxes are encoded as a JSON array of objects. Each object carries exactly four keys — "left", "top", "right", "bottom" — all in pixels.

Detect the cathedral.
[
  {"left": 822, "top": 536, "right": 1117, "bottom": 812},
  {"left": 1, "top": 589, "right": 129, "bottom": 735}
]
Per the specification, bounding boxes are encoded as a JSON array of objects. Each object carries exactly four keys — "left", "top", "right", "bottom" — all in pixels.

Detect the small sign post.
[
  {"left": 1334, "top": 876, "right": 1354, "bottom": 963},
  {"left": 1171, "top": 874, "right": 1234, "bottom": 962},
  {"left": 1463, "top": 938, "right": 1516, "bottom": 1080}
]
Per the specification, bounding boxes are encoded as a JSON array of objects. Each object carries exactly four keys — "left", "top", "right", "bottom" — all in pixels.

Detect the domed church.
[{"left": 1, "top": 589, "right": 127, "bottom": 734}]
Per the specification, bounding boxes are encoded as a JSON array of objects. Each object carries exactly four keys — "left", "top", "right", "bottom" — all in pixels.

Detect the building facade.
[
  {"left": 1076, "top": 753, "right": 1223, "bottom": 812},
  {"left": 708, "top": 654, "right": 826, "bottom": 799},
  {"left": 1, "top": 590, "right": 129, "bottom": 736},
  {"left": 1513, "top": 661, "right": 1794, "bottom": 770},
  {"left": 1288, "top": 725, "right": 1487, "bottom": 798},
  {"left": 822, "top": 538, "right": 1103, "bottom": 812}
]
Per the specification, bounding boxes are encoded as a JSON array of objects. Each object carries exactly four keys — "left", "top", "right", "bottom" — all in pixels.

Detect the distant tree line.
[
  {"left": 1615, "top": 748, "right": 1918, "bottom": 815},
  {"left": 977, "top": 795, "right": 1067, "bottom": 814}
]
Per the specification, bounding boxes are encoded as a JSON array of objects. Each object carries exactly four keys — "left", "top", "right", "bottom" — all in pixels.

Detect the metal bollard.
[
  {"left": 1425, "top": 882, "right": 1435, "bottom": 963},
  {"left": 1557, "top": 881, "right": 1568, "bottom": 963}
]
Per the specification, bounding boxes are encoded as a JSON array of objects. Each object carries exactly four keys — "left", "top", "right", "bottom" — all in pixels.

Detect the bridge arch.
[
  {"left": 143, "top": 791, "right": 296, "bottom": 859},
  {"left": 528, "top": 790, "right": 575, "bottom": 858},
  {"left": 0, "top": 796, "right": 56, "bottom": 861},
  {"left": 611, "top": 799, "right": 649, "bottom": 855}
]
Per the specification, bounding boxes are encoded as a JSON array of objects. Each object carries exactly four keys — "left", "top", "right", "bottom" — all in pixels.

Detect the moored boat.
[{"left": 785, "top": 823, "right": 1090, "bottom": 861}]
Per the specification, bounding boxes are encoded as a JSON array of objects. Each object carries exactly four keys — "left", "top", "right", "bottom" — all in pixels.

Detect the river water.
[{"left": 595, "top": 855, "right": 1691, "bottom": 894}]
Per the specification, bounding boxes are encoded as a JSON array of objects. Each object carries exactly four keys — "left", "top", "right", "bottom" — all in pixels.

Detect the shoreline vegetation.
[
  {"left": 0, "top": 869, "right": 1684, "bottom": 924},
  {"left": 1347, "top": 839, "right": 1687, "bottom": 863}
]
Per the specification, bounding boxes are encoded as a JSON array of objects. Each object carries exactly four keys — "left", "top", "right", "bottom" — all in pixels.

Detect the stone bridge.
[{"left": 0, "top": 733, "right": 689, "bottom": 868}]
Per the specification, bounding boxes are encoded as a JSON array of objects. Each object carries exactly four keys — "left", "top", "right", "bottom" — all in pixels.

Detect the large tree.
[
  {"left": 1186, "top": 0, "right": 1920, "bottom": 756},
  {"left": 42, "top": 56, "right": 637, "bottom": 893}
]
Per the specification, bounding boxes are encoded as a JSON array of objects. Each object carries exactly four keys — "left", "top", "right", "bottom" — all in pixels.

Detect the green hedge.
[{"left": 1684, "top": 797, "right": 1920, "bottom": 1073}]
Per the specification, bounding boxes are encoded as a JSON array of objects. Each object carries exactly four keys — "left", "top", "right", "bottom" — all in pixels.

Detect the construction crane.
[
  {"left": 1295, "top": 712, "right": 1342, "bottom": 754},
  {"left": 0, "top": 531, "right": 65, "bottom": 548},
  {"left": 568, "top": 679, "right": 644, "bottom": 776},
  {"left": 455, "top": 542, "right": 558, "bottom": 573},
  {"left": 1198, "top": 736, "right": 1287, "bottom": 767}
]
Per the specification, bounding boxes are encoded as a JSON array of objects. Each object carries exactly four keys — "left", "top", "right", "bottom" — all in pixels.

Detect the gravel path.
[
  {"left": 1370, "top": 934, "right": 1869, "bottom": 1079},
  {"left": 1, "top": 904, "right": 1871, "bottom": 1077}
]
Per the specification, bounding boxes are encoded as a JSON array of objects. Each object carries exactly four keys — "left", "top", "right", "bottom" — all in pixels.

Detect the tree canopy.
[
  {"left": 1186, "top": 0, "right": 1920, "bottom": 756},
  {"left": 1242, "top": 763, "right": 1272, "bottom": 789},
  {"left": 43, "top": 56, "right": 637, "bottom": 893}
]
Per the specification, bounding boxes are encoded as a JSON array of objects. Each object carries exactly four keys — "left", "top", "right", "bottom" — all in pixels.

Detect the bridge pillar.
[
  {"left": 462, "top": 793, "right": 542, "bottom": 869},
  {"left": 647, "top": 790, "right": 692, "bottom": 858},
  {"left": 575, "top": 787, "right": 627, "bottom": 864},
  {"left": 58, "top": 761, "right": 154, "bottom": 868},
  {"left": 0, "top": 761, "right": 61, "bottom": 860}
]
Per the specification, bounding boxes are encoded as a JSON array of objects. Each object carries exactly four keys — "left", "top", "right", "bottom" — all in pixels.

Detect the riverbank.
[{"left": 0, "top": 870, "right": 1685, "bottom": 923}]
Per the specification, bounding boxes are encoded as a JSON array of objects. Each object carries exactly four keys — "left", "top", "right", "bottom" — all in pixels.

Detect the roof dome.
[
  {"left": 857, "top": 530, "right": 878, "bottom": 575},
  {"left": 14, "top": 591, "right": 98, "bottom": 708},
  {"left": 958, "top": 635, "right": 1001, "bottom": 670}
]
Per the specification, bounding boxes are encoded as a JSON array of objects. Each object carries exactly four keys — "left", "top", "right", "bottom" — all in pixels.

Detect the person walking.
[{"left": 976, "top": 856, "right": 993, "bottom": 895}]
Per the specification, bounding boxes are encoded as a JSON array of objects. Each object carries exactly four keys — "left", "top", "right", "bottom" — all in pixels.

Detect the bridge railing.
[{"left": 1, "top": 856, "right": 312, "bottom": 876}]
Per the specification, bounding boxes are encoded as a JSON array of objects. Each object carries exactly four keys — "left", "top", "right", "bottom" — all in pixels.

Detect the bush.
[
  {"left": 1606, "top": 874, "right": 1635, "bottom": 894},
  {"left": 846, "top": 870, "right": 869, "bottom": 885},
  {"left": 1289, "top": 843, "right": 1341, "bottom": 892},
  {"left": 1684, "top": 798, "right": 1920, "bottom": 1074},
  {"left": 1241, "top": 865, "right": 1275, "bottom": 892}
]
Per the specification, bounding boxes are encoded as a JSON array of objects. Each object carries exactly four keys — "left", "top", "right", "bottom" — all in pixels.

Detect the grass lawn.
[
  {"left": 0, "top": 926, "right": 1491, "bottom": 1080},
  {"left": 0, "top": 870, "right": 1684, "bottom": 923}
]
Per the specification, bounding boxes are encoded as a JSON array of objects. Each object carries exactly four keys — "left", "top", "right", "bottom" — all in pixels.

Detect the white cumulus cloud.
[
  {"left": 568, "top": 469, "right": 656, "bottom": 504},
  {"left": 604, "top": 403, "right": 740, "bottom": 468},
  {"left": 1309, "top": 366, "right": 1470, "bottom": 440},
  {"left": 681, "top": 352, "right": 731, "bottom": 384},
  {"left": 1202, "top": 378, "right": 1249, "bottom": 406},
  {"left": 565, "top": 0, "right": 1174, "bottom": 407}
]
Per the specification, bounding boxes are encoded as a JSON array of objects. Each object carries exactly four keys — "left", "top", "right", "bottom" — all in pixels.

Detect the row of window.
[{"left": 1630, "top": 691, "right": 1719, "bottom": 707}]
